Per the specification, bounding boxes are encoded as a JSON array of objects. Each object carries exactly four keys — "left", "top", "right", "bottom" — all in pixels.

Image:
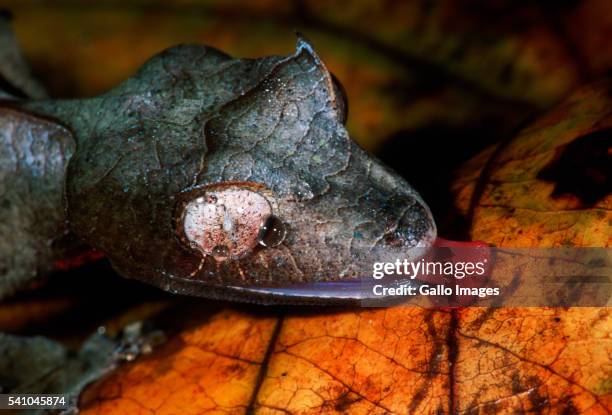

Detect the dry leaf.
[{"left": 453, "top": 80, "right": 611, "bottom": 247}]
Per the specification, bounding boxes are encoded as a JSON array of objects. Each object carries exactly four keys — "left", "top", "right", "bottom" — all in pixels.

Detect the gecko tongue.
[
  {"left": 433, "top": 237, "right": 489, "bottom": 249},
  {"left": 420, "top": 237, "right": 492, "bottom": 306}
]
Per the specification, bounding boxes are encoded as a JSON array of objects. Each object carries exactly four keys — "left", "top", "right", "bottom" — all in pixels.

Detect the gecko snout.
[{"left": 382, "top": 200, "right": 436, "bottom": 250}]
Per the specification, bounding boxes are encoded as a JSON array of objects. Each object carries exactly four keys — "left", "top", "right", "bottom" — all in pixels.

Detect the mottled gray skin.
[
  {"left": 0, "top": 109, "right": 74, "bottom": 298},
  {"left": 0, "top": 15, "right": 64, "bottom": 299},
  {"left": 4, "top": 39, "right": 436, "bottom": 304}
]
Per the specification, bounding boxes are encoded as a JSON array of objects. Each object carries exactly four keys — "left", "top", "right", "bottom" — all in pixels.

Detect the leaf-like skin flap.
[{"left": 25, "top": 40, "right": 435, "bottom": 304}]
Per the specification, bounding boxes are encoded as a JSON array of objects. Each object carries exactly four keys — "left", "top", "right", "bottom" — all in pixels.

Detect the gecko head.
[
  {"left": 64, "top": 39, "right": 435, "bottom": 304},
  {"left": 168, "top": 39, "right": 436, "bottom": 303}
]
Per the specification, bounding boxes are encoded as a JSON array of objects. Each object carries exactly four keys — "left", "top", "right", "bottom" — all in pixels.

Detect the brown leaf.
[
  {"left": 254, "top": 309, "right": 451, "bottom": 414},
  {"left": 80, "top": 305, "right": 611, "bottom": 414},
  {"left": 453, "top": 80, "right": 611, "bottom": 247},
  {"left": 455, "top": 307, "right": 611, "bottom": 413},
  {"left": 80, "top": 307, "right": 455, "bottom": 414},
  {"left": 80, "top": 306, "right": 281, "bottom": 414},
  {"left": 448, "top": 80, "right": 612, "bottom": 413}
]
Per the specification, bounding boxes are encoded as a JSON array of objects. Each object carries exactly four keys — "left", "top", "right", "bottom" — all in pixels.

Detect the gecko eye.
[
  {"left": 179, "top": 186, "right": 285, "bottom": 261},
  {"left": 257, "top": 215, "right": 286, "bottom": 247}
]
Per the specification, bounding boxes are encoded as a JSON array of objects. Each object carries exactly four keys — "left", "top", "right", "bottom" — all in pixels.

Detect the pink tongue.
[{"left": 416, "top": 237, "right": 492, "bottom": 307}]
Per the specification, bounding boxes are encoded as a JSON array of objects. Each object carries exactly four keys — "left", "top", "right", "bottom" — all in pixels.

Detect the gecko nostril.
[
  {"left": 257, "top": 215, "right": 286, "bottom": 247},
  {"left": 381, "top": 201, "right": 436, "bottom": 249}
]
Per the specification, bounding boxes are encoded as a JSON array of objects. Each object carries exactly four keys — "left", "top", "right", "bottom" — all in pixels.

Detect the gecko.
[{"left": 0, "top": 27, "right": 436, "bottom": 305}]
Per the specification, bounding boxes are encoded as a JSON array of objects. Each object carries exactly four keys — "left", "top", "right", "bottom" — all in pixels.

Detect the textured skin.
[
  {"left": 6, "top": 39, "right": 435, "bottom": 304},
  {"left": 0, "top": 108, "right": 74, "bottom": 298}
]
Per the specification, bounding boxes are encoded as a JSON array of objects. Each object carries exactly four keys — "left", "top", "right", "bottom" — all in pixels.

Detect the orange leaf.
[{"left": 454, "top": 80, "right": 612, "bottom": 247}]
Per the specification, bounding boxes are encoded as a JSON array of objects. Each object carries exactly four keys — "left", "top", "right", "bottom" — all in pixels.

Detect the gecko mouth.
[
  {"left": 225, "top": 246, "right": 436, "bottom": 301},
  {"left": 227, "top": 279, "right": 420, "bottom": 300},
  {"left": 228, "top": 280, "right": 367, "bottom": 300},
  {"left": 225, "top": 239, "right": 489, "bottom": 303}
]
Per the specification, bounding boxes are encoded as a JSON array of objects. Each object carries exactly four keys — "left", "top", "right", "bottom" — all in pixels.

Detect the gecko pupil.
[
  {"left": 211, "top": 244, "right": 229, "bottom": 260},
  {"left": 257, "top": 215, "right": 286, "bottom": 247}
]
